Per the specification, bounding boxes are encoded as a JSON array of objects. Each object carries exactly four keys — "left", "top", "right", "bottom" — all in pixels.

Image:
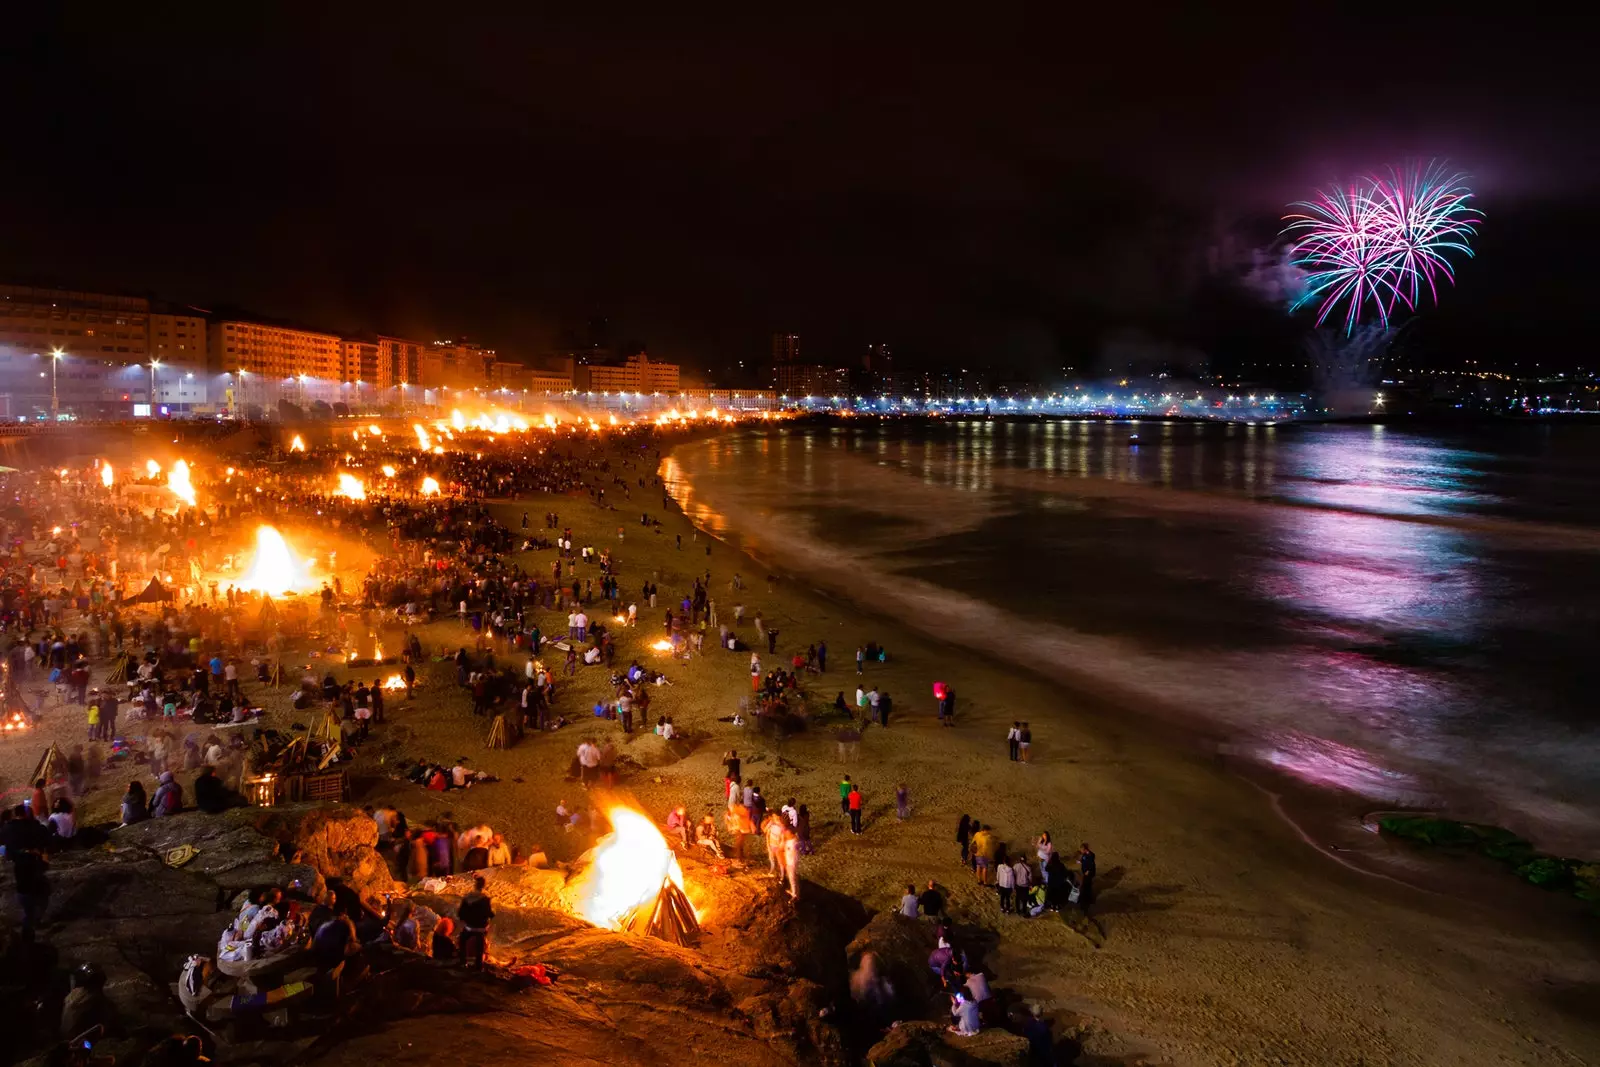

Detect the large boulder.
[
  {"left": 243, "top": 804, "right": 400, "bottom": 906},
  {"left": 847, "top": 910, "right": 943, "bottom": 1018},
  {"left": 867, "top": 1020, "right": 1031, "bottom": 1067},
  {"left": 110, "top": 809, "right": 325, "bottom": 899}
]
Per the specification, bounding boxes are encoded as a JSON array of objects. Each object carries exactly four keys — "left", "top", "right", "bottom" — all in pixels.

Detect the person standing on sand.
[
  {"left": 1019, "top": 722, "right": 1032, "bottom": 763},
  {"left": 795, "top": 804, "right": 814, "bottom": 854},
  {"left": 750, "top": 652, "right": 761, "bottom": 691},
  {"left": 896, "top": 783, "right": 911, "bottom": 820},
  {"left": 971, "top": 824, "right": 995, "bottom": 885},
  {"left": 847, "top": 782, "right": 864, "bottom": 834},
  {"left": 956, "top": 814, "right": 973, "bottom": 864},
  {"left": 817, "top": 640, "right": 827, "bottom": 672},
  {"left": 1007, "top": 722, "right": 1021, "bottom": 761},
  {"left": 1012, "top": 857, "right": 1033, "bottom": 911},
  {"left": 856, "top": 646, "right": 865, "bottom": 674},
  {"left": 996, "top": 854, "right": 1016, "bottom": 913},
  {"left": 1077, "top": 843, "right": 1097, "bottom": 911},
  {"left": 839, "top": 774, "right": 853, "bottom": 815},
  {"left": 782, "top": 827, "right": 800, "bottom": 900}
]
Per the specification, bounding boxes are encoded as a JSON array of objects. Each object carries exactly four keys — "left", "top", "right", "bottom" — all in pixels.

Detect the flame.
[
  {"left": 368, "top": 424, "right": 383, "bottom": 436},
  {"left": 290, "top": 435, "right": 306, "bottom": 452},
  {"left": 167, "top": 459, "right": 197, "bottom": 507},
  {"left": 146, "top": 459, "right": 162, "bottom": 477},
  {"left": 237, "top": 525, "right": 314, "bottom": 596},
  {"left": 2, "top": 709, "right": 29, "bottom": 732},
  {"left": 100, "top": 462, "right": 114, "bottom": 488},
  {"left": 419, "top": 476, "right": 441, "bottom": 496},
  {"left": 334, "top": 472, "right": 366, "bottom": 500},
  {"left": 650, "top": 638, "right": 673, "bottom": 652},
  {"left": 413, "top": 424, "right": 431, "bottom": 450},
  {"left": 573, "top": 807, "right": 694, "bottom": 930},
  {"left": 373, "top": 641, "right": 385, "bottom": 661},
  {"left": 382, "top": 674, "right": 407, "bottom": 690},
  {"left": 608, "top": 413, "right": 618, "bottom": 426},
  {"left": 451, "top": 409, "right": 466, "bottom": 431},
  {"left": 381, "top": 465, "right": 397, "bottom": 478},
  {"left": 543, "top": 413, "right": 557, "bottom": 428}
]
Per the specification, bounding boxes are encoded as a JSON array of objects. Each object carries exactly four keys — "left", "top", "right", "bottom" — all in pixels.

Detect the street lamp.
[
  {"left": 149, "top": 358, "right": 161, "bottom": 409},
  {"left": 50, "top": 348, "right": 64, "bottom": 417}
]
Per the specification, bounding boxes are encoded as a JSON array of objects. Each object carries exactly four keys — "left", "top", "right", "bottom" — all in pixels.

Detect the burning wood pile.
[{"left": 572, "top": 807, "right": 701, "bottom": 946}]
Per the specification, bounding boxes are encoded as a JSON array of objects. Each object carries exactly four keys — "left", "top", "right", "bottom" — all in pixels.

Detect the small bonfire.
[{"left": 570, "top": 806, "right": 700, "bottom": 946}]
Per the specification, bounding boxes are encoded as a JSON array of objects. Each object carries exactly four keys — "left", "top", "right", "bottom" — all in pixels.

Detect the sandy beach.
[{"left": 7, "top": 429, "right": 1598, "bottom": 1066}]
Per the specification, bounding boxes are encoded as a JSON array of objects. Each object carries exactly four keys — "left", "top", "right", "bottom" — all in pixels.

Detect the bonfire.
[
  {"left": 572, "top": 807, "right": 700, "bottom": 945},
  {"left": 236, "top": 526, "right": 315, "bottom": 597}
]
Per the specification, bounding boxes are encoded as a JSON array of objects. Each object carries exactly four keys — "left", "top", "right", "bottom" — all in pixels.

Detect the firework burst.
[{"left": 1284, "top": 161, "right": 1482, "bottom": 332}]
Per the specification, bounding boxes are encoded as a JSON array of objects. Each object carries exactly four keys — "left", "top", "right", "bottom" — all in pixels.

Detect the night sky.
[{"left": 4, "top": 10, "right": 1596, "bottom": 382}]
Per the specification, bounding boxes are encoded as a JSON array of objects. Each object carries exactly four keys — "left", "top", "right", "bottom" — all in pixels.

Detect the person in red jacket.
[{"left": 847, "top": 784, "right": 864, "bottom": 834}]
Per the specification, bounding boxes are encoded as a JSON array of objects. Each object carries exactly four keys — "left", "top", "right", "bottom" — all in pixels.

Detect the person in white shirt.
[
  {"left": 48, "top": 798, "right": 77, "bottom": 839},
  {"left": 526, "top": 658, "right": 537, "bottom": 680},
  {"left": 576, "top": 740, "right": 601, "bottom": 785},
  {"left": 995, "top": 855, "right": 1016, "bottom": 912},
  {"left": 566, "top": 612, "right": 577, "bottom": 640},
  {"left": 574, "top": 612, "right": 588, "bottom": 641},
  {"left": 1006, "top": 722, "right": 1021, "bottom": 761}
]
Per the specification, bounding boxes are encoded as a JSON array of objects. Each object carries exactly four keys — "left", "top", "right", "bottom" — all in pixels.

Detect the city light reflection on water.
[{"left": 665, "top": 420, "right": 1600, "bottom": 852}]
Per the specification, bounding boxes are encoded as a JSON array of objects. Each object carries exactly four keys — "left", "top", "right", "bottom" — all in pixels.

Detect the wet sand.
[{"left": 10, "top": 434, "right": 1600, "bottom": 1066}]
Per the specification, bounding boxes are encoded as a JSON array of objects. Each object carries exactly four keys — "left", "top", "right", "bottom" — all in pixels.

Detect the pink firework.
[{"left": 1284, "top": 162, "right": 1482, "bottom": 332}]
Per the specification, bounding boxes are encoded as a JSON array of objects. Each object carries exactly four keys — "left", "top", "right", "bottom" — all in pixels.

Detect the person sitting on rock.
[
  {"left": 665, "top": 806, "right": 690, "bottom": 847},
  {"left": 193, "top": 766, "right": 236, "bottom": 814},
  {"left": 694, "top": 816, "right": 725, "bottom": 859},
  {"left": 948, "top": 989, "right": 981, "bottom": 1037},
  {"left": 430, "top": 916, "right": 457, "bottom": 960}
]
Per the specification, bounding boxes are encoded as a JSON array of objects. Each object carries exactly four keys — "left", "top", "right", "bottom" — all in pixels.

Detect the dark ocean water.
[{"left": 663, "top": 420, "right": 1600, "bottom": 854}]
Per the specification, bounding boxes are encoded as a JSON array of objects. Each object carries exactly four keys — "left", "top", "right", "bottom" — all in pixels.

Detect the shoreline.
[
  {"left": 653, "top": 431, "right": 1600, "bottom": 1065},
  {"left": 4, "top": 428, "right": 1594, "bottom": 1065}
]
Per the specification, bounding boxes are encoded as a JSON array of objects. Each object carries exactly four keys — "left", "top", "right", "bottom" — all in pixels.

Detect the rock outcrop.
[
  {"left": 1, "top": 804, "right": 862, "bottom": 1066},
  {"left": 866, "top": 1020, "right": 1032, "bottom": 1067}
]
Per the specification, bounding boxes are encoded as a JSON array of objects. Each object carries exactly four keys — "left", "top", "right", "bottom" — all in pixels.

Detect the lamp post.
[
  {"left": 149, "top": 359, "right": 161, "bottom": 409},
  {"left": 50, "top": 348, "right": 63, "bottom": 417}
]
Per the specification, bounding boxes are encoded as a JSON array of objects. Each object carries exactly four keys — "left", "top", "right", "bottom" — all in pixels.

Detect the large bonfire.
[
  {"left": 235, "top": 525, "right": 315, "bottom": 597},
  {"left": 570, "top": 806, "right": 700, "bottom": 945}
]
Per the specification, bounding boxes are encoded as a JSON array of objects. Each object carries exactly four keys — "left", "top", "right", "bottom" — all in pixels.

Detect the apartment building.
[
  {"left": 148, "top": 310, "right": 208, "bottom": 370},
  {"left": 0, "top": 283, "right": 149, "bottom": 360},
  {"left": 208, "top": 319, "right": 342, "bottom": 380}
]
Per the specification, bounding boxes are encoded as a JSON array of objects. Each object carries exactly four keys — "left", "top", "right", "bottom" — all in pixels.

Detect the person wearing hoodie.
[{"left": 150, "top": 771, "right": 183, "bottom": 817}]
